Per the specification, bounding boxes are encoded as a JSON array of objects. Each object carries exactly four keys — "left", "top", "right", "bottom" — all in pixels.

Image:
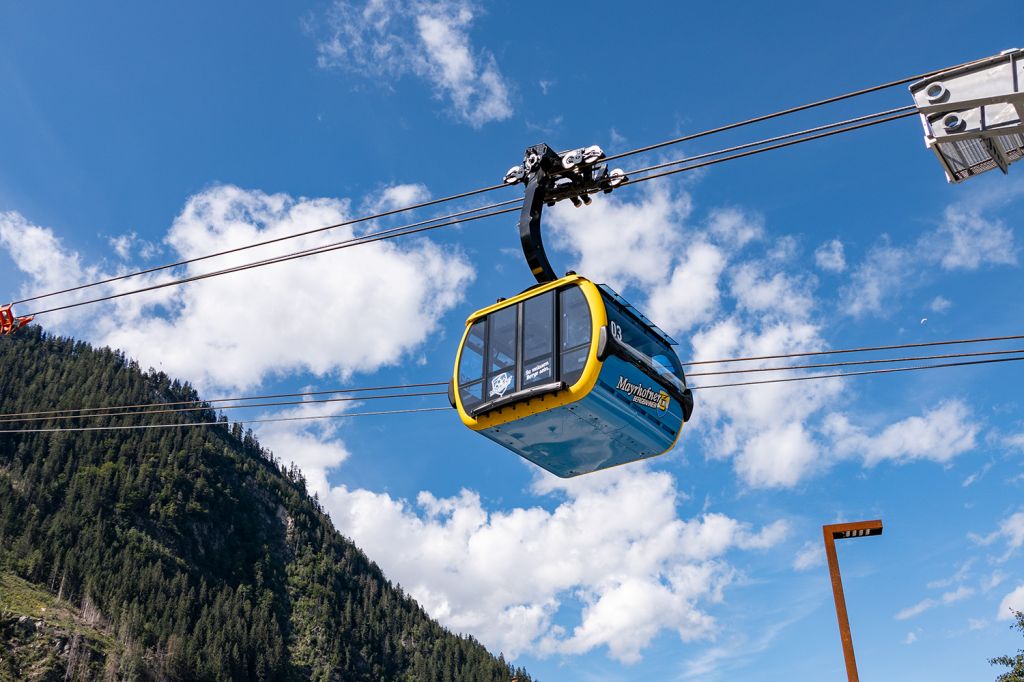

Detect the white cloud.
[
  {"left": 109, "top": 233, "right": 133, "bottom": 259},
  {"left": 105, "top": 231, "right": 160, "bottom": 261},
  {"left": 895, "top": 586, "right": 974, "bottom": 620},
  {"left": 970, "top": 511, "right": 1024, "bottom": 561},
  {"left": 316, "top": 0, "right": 512, "bottom": 127},
  {"left": 363, "top": 182, "right": 432, "bottom": 214},
  {"left": 930, "top": 295, "right": 952, "bottom": 312},
  {"left": 839, "top": 239, "right": 908, "bottom": 317},
  {"left": 0, "top": 186, "right": 473, "bottom": 391},
  {"left": 792, "top": 540, "right": 824, "bottom": 571},
  {"left": 0, "top": 211, "right": 99, "bottom": 298},
  {"left": 904, "top": 631, "right": 917, "bottom": 644},
  {"left": 931, "top": 204, "right": 1016, "bottom": 270},
  {"left": 729, "top": 263, "right": 814, "bottom": 321},
  {"left": 998, "top": 584, "right": 1024, "bottom": 620},
  {"left": 926, "top": 559, "right": 974, "bottom": 589},
  {"left": 814, "top": 239, "right": 846, "bottom": 272},
  {"left": 838, "top": 188, "right": 1020, "bottom": 318},
  {"left": 707, "top": 207, "right": 763, "bottom": 249},
  {"left": 548, "top": 181, "right": 691, "bottom": 292},
  {"left": 983, "top": 571, "right": 1007, "bottom": 593},
  {"left": 896, "top": 598, "right": 937, "bottom": 620},
  {"left": 735, "top": 421, "right": 819, "bottom": 488},
  {"left": 647, "top": 241, "right": 726, "bottom": 335},
  {"left": 312, "top": 465, "right": 788, "bottom": 662},
  {"left": 824, "top": 401, "right": 978, "bottom": 467},
  {"left": 691, "top": 317, "right": 842, "bottom": 488}
]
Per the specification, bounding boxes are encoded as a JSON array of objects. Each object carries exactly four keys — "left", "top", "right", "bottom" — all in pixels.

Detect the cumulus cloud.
[
  {"left": 839, "top": 239, "right": 908, "bottom": 317},
  {"left": 792, "top": 540, "right": 824, "bottom": 571},
  {"left": 998, "top": 584, "right": 1024, "bottom": 620},
  {"left": 970, "top": 511, "right": 1024, "bottom": 561},
  {"left": 0, "top": 186, "right": 473, "bottom": 390},
  {"left": 930, "top": 295, "right": 952, "bottom": 312},
  {"left": 647, "top": 241, "right": 726, "bottom": 334},
  {"left": 316, "top": 0, "right": 512, "bottom": 127},
  {"left": 930, "top": 204, "right": 1016, "bottom": 270},
  {"left": 315, "top": 466, "right": 789, "bottom": 661},
  {"left": 690, "top": 316, "right": 842, "bottom": 488},
  {"left": 824, "top": 401, "right": 978, "bottom": 467},
  {"left": 814, "top": 238, "right": 846, "bottom": 272},
  {"left": 707, "top": 207, "right": 763, "bottom": 249},
  {"left": 839, "top": 187, "right": 1020, "bottom": 318},
  {"left": 548, "top": 180, "right": 692, "bottom": 292},
  {"left": 895, "top": 585, "right": 974, "bottom": 620},
  {"left": 362, "top": 182, "right": 432, "bottom": 214},
  {"left": 0, "top": 211, "right": 99, "bottom": 297}
]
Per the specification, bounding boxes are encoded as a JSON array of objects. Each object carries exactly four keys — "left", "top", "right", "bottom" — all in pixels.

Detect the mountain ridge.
[{"left": 0, "top": 327, "right": 533, "bottom": 681}]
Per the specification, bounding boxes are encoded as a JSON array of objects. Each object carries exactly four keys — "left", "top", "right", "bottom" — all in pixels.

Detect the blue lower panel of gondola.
[{"left": 480, "top": 356, "right": 685, "bottom": 477}]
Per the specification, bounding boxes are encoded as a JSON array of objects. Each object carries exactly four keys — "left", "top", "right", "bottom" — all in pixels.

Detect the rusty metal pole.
[{"left": 822, "top": 520, "right": 884, "bottom": 682}]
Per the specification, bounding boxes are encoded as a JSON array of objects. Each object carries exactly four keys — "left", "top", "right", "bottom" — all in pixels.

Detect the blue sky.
[{"left": 2, "top": 2, "right": 1024, "bottom": 680}]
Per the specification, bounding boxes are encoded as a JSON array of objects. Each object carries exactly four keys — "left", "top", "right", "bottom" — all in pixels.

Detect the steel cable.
[
  {"left": 687, "top": 346, "right": 1024, "bottom": 378},
  {"left": 619, "top": 110, "right": 918, "bottom": 189},
  {"left": 11, "top": 185, "right": 513, "bottom": 306},
  {"left": 25, "top": 203, "right": 521, "bottom": 317},
  {"left": 4, "top": 352, "right": 1023, "bottom": 433},
  {"left": 9, "top": 55, "right": 988, "bottom": 313},
  {"left": 0, "top": 406, "right": 453, "bottom": 434},
  {"left": 599, "top": 53, "right": 989, "bottom": 165},
  {"left": 0, "top": 381, "right": 448, "bottom": 420},
  {"left": 681, "top": 333, "right": 1024, "bottom": 367},
  {"left": 691, "top": 355, "right": 1024, "bottom": 390},
  {"left": 0, "top": 389, "right": 448, "bottom": 425}
]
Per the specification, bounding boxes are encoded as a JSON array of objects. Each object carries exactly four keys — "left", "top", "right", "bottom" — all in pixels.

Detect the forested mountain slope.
[{"left": 0, "top": 328, "right": 532, "bottom": 681}]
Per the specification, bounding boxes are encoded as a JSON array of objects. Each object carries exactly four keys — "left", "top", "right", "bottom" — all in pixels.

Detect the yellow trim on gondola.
[{"left": 453, "top": 274, "right": 609, "bottom": 430}]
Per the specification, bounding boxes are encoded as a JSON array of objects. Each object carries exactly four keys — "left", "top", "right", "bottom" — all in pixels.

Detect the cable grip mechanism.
[{"left": 503, "top": 143, "right": 628, "bottom": 284}]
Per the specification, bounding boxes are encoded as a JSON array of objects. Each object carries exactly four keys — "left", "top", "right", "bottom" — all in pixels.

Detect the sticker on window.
[
  {"left": 524, "top": 359, "right": 551, "bottom": 383},
  {"left": 490, "top": 372, "right": 513, "bottom": 397}
]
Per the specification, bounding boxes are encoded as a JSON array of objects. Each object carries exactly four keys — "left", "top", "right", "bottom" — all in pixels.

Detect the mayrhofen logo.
[{"left": 616, "top": 376, "right": 670, "bottom": 411}]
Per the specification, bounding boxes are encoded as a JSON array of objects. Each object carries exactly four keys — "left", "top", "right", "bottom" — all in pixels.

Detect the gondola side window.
[
  {"left": 560, "top": 287, "right": 592, "bottom": 386},
  {"left": 522, "top": 291, "right": 554, "bottom": 388},
  {"left": 487, "top": 306, "right": 518, "bottom": 398},
  {"left": 458, "top": 320, "right": 486, "bottom": 410},
  {"left": 604, "top": 298, "right": 686, "bottom": 386}
]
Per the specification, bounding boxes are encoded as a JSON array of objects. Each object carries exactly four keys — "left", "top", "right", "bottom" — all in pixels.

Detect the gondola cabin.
[
  {"left": 0, "top": 304, "right": 33, "bottom": 336},
  {"left": 451, "top": 274, "right": 693, "bottom": 477}
]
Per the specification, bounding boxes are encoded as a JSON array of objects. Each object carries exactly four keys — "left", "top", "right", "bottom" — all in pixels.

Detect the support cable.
[
  {"left": 681, "top": 333, "right": 1024, "bottom": 367},
  {"left": 11, "top": 185, "right": 512, "bottom": 306},
  {"left": 0, "top": 389, "right": 447, "bottom": 425},
  {"left": 0, "top": 381, "right": 448, "bottom": 420},
  {"left": 4, "top": 354, "right": 1020, "bottom": 434},
  {"left": 619, "top": 110, "right": 918, "bottom": 189},
  {"left": 2, "top": 334, "right": 1022, "bottom": 421},
  {"left": 9, "top": 56, "right": 989, "bottom": 313},
  {"left": 0, "top": 406, "right": 452, "bottom": 435},
  {"left": 20, "top": 107, "right": 913, "bottom": 319},
  {"left": 25, "top": 203, "right": 521, "bottom": 318},
  {"left": 600, "top": 55, "right": 987, "bottom": 165},
  {"left": 688, "top": 346, "right": 1024, "bottom": 378},
  {"left": 691, "top": 355, "right": 1024, "bottom": 390},
  {"left": 620, "top": 106, "right": 914, "bottom": 179}
]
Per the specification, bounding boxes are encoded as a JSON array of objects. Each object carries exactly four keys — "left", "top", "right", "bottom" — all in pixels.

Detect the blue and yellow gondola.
[{"left": 450, "top": 273, "right": 693, "bottom": 477}]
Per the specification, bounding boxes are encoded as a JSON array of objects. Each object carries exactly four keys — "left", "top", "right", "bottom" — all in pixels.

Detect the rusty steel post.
[{"left": 822, "top": 519, "right": 883, "bottom": 682}]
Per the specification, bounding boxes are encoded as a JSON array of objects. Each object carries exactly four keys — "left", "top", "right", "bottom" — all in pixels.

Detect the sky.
[{"left": 1, "top": 2, "right": 1023, "bottom": 680}]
